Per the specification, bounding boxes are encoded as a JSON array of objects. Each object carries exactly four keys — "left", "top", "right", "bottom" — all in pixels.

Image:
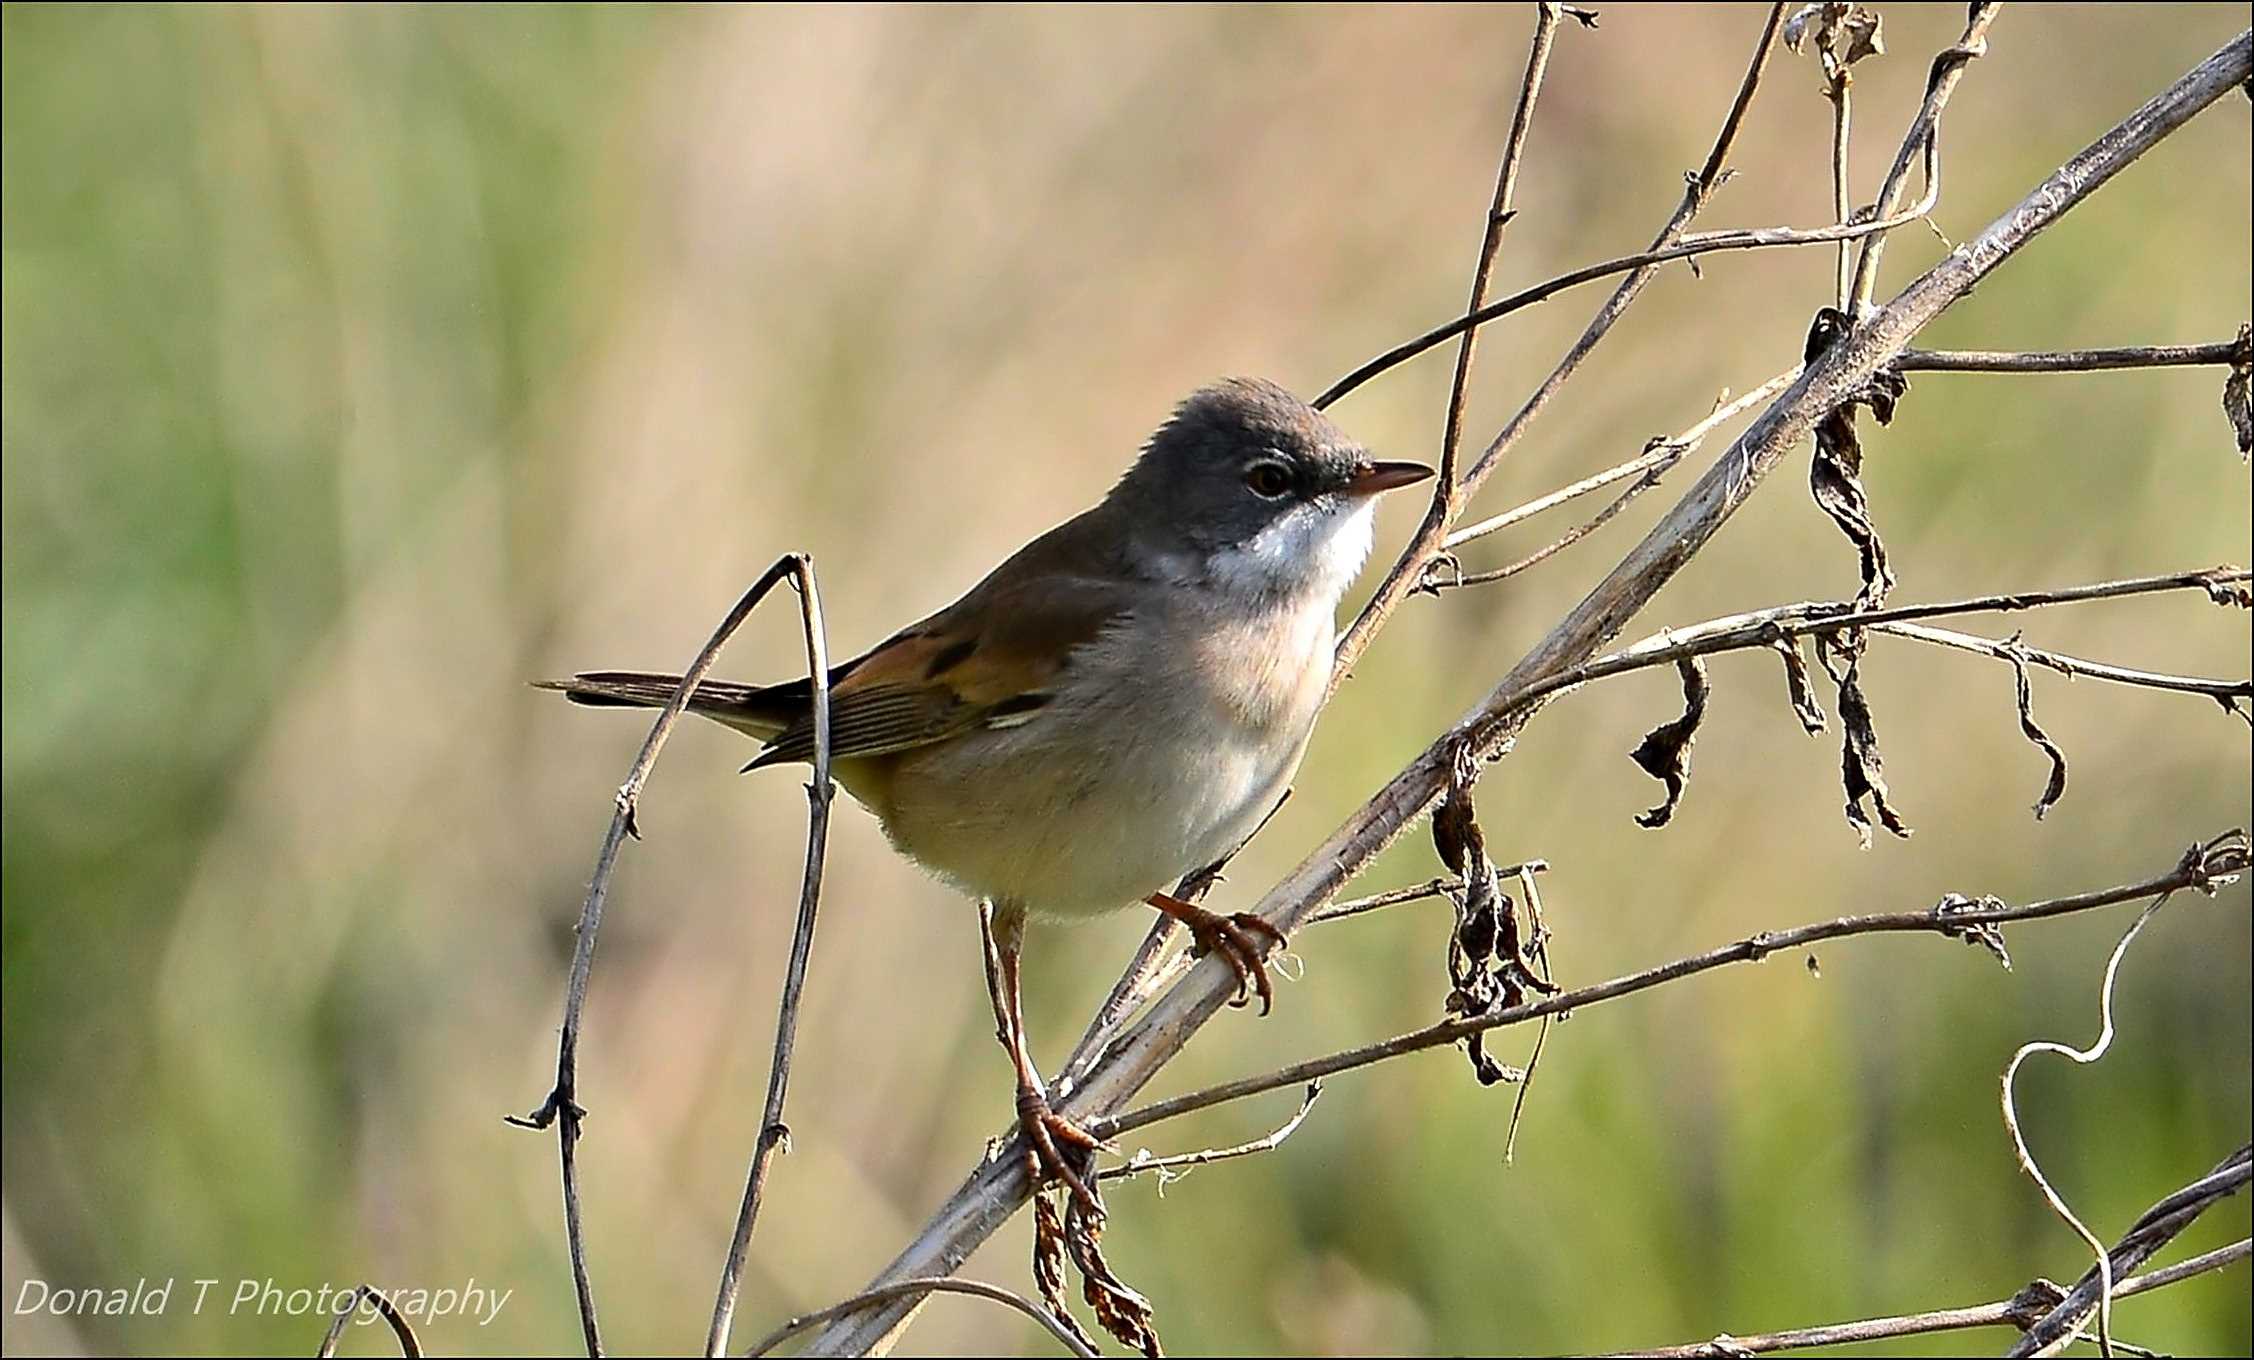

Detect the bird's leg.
[
  {"left": 978, "top": 899, "right": 1105, "bottom": 1216},
  {"left": 1145, "top": 891, "right": 1288, "bottom": 1015}
]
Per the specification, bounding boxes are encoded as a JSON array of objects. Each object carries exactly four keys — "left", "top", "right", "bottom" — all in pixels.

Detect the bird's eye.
[{"left": 1244, "top": 460, "right": 1294, "bottom": 499}]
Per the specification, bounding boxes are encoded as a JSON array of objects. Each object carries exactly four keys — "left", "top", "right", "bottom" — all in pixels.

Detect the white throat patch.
[{"left": 1205, "top": 495, "right": 1378, "bottom": 607}]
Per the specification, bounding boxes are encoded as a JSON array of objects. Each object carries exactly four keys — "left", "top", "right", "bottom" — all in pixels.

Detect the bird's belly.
[{"left": 878, "top": 713, "right": 1306, "bottom": 919}]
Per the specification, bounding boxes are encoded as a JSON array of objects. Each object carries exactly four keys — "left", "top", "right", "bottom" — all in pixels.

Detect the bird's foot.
[
  {"left": 1016, "top": 1082, "right": 1107, "bottom": 1218},
  {"left": 1149, "top": 893, "right": 1288, "bottom": 1015}
]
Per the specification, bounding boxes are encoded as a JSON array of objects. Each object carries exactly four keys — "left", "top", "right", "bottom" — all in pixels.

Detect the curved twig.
[
  {"left": 1847, "top": 4, "right": 2003, "bottom": 310},
  {"left": 1101, "top": 1084, "right": 1324, "bottom": 1188},
  {"left": 2010, "top": 1148, "right": 2254, "bottom": 1358},
  {"left": 314, "top": 1286, "right": 423, "bottom": 1359},
  {"left": 706, "top": 567, "right": 836, "bottom": 1356},
  {"left": 508, "top": 554, "right": 825, "bottom": 1358}
]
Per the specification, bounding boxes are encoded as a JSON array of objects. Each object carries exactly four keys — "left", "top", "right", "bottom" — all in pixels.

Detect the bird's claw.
[
  {"left": 1016, "top": 1084, "right": 1108, "bottom": 1218},
  {"left": 1187, "top": 910, "right": 1287, "bottom": 1015}
]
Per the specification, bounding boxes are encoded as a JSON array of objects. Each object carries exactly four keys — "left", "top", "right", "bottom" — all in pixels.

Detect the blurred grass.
[{"left": 3, "top": 4, "right": 2249, "bottom": 1356}]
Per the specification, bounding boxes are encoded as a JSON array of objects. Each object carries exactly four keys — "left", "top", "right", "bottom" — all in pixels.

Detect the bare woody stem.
[
  {"left": 1096, "top": 834, "right": 2250, "bottom": 1141},
  {"left": 1331, "top": 0, "right": 1582, "bottom": 690},
  {"left": 741, "top": 1278, "right": 1099, "bottom": 1360},
  {"left": 1848, "top": 4, "right": 2004, "bottom": 311},
  {"left": 314, "top": 1286, "right": 423, "bottom": 1359},
  {"left": 508, "top": 554, "right": 829, "bottom": 1359},
  {"left": 1442, "top": 371, "right": 1796, "bottom": 551},
  {"left": 2009, "top": 1146, "right": 2254, "bottom": 1358},
  {"left": 705, "top": 569, "right": 836, "bottom": 1356},
  {"left": 1609, "top": 1238, "right": 2249, "bottom": 1358},
  {"left": 1895, "top": 340, "right": 2247, "bottom": 372},
  {"left": 1481, "top": 568, "right": 2254, "bottom": 706}
]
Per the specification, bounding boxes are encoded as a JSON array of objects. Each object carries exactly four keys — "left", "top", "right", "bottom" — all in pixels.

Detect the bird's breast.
[{"left": 872, "top": 592, "right": 1335, "bottom": 917}]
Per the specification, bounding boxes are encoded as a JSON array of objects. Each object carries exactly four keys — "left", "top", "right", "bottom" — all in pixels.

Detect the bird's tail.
[{"left": 534, "top": 670, "right": 796, "bottom": 741}]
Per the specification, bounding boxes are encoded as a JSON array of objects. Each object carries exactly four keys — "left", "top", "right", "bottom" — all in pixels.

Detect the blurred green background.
[{"left": 4, "top": 4, "right": 2249, "bottom": 1356}]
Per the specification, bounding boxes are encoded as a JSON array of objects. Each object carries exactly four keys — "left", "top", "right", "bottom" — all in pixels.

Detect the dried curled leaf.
[
  {"left": 2225, "top": 321, "right": 2251, "bottom": 460},
  {"left": 1805, "top": 307, "right": 1906, "bottom": 609},
  {"left": 2004, "top": 638, "right": 2069, "bottom": 820},
  {"left": 1030, "top": 1193, "right": 1105, "bottom": 1356},
  {"left": 1033, "top": 1188, "right": 1162, "bottom": 1357},
  {"left": 1817, "top": 634, "right": 1911, "bottom": 847},
  {"left": 1629, "top": 658, "right": 1711, "bottom": 828},
  {"left": 1932, "top": 893, "right": 2012, "bottom": 969},
  {"left": 1067, "top": 1193, "right": 1162, "bottom": 1357},
  {"left": 1433, "top": 752, "right": 1553, "bottom": 1088},
  {"left": 1771, "top": 633, "right": 1829, "bottom": 734},
  {"left": 1784, "top": 2, "right": 1885, "bottom": 78}
]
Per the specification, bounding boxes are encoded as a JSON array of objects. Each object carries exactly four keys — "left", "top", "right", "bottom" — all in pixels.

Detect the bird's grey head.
[{"left": 1108, "top": 377, "right": 1433, "bottom": 602}]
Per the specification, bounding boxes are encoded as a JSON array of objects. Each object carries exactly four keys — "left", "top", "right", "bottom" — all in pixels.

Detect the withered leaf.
[
  {"left": 2004, "top": 639, "right": 2069, "bottom": 820},
  {"left": 2225, "top": 321, "right": 2251, "bottom": 460},
  {"left": 1818, "top": 634, "right": 1911, "bottom": 847},
  {"left": 1772, "top": 634, "right": 1829, "bottom": 733},
  {"left": 1805, "top": 308, "right": 1906, "bottom": 610},
  {"left": 1431, "top": 760, "right": 1553, "bottom": 1091},
  {"left": 1932, "top": 892, "right": 2012, "bottom": 970},
  {"left": 1031, "top": 1194, "right": 1103, "bottom": 1356},
  {"left": 1064, "top": 1192, "right": 1162, "bottom": 1358},
  {"left": 1629, "top": 657, "right": 1711, "bottom": 828},
  {"left": 1784, "top": 2, "right": 1885, "bottom": 78}
]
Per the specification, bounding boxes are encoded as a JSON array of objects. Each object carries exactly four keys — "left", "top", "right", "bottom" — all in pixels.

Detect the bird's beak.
[{"left": 1343, "top": 459, "right": 1438, "bottom": 497}]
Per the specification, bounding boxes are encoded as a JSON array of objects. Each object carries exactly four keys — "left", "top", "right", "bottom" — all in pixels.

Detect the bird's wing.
[{"left": 747, "top": 508, "right": 1138, "bottom": 767}]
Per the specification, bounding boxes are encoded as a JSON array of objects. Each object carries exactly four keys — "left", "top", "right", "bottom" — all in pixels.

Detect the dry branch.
[
  {"left": 313, "top": 1286, "right": 423, "bottom": 1359},
  {"left": 1610, "top": 1232, "right": 2249, "bottom": 1358},
  {"left": 509, "top": 554, "right": 833, "bottom": 1358},
  {"left": 741, "top": 1278, "right": 1098, "bottom": 1360},
  {"left": 706, "top": 567, "right": 836, "bottom": 1356}
]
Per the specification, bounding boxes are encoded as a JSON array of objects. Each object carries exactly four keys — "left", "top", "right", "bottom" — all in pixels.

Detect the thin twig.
[
  {"left": 1307, "top": 862, "right": 1550, "bottom": 926},
  {"left": 1847, "top": 4, "right": 2003, "bottom": 312},
  {"left": 1501, "top": 861, "right": 1553, "bottom": 1163},
  {"left": 1328, "top": 2, "right": 1790, "bottom": 688},
  {"left": 314, "top": 1286, "right": 423, "bottom": 1359},
  {"left": 1094, "top": 834, "right": 2250, "bottom": 1141},
  {"left": 1478, "top": 570, "right": 2254, "bottom": 703},
  {"left": 1443, "top": 371, "right": 1796, "bottom": 551},
  {"left": 1895, "top": 341, "right": 2246, "bottom": 373},
  {"left": 1872, "top": 620, "right": 2250, "bottom": 707},
  {"left": 1309, "top": 163, "right": 1961, "bottom": 417},
  {"left": 2011, "top": 1147, "right": 2254, "bottom": 1358},
  {"left": 1440, "top": 1, "right": 1565, "bottom": 490},
  {"left": 741, "top": 1277, "right": 1099, "bottom": 1359},
  {"left": 798, "top": 31, "right": 2254, "bottom": 1357},
  {"left": 1334, "top": 0, "right": 1574, "bottom": 692},
  {"left": 706, "top": 567, "right": 836, "bottom": 1357},
  {"left": 511, "top": 554, "right": 826, "bottom": 1358},
  {"left": 1608, "top": 1236, "right": 2250, "bottom": 1358},
  {"left": 1100, "top": 1084, "right": 1323, "bottom": 1186},
  {"left": 1827, "top": 50, "right": 1854, "bottom": 309}
]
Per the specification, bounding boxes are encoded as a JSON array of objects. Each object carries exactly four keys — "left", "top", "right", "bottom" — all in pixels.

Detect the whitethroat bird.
[{"left": 543, "top": 378, "right": 1431, "bottom": 1210}]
